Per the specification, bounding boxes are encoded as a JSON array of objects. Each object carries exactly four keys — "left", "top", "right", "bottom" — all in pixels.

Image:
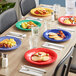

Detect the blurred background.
[{"left": 0, "top": 0, "right": 72, "bottom": 19}]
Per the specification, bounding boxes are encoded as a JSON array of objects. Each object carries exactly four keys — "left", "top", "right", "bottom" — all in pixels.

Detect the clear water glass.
[
  {"left": 47, "top": 19, "right": 52, "bottom": 29},
  {"left": 65, "top": 0, "right": 75, "bottom": 15},
  {"left": 29, "top": 35, "right": 38, "bottom": 49},
  {"left": 53, "top": 4, "right": 61, "bottom": 18},
  {"left": 47, "top": 19, "right": 51, "bottom": 25},
  {"left": 43, "top": 20, "right": 48, "bottom": 31},
  {"left": 54, "top": 4, "right": 60, "bottom": 12},
  {"left": 31, "top": 26, "right": 39, "bottom": 36}
]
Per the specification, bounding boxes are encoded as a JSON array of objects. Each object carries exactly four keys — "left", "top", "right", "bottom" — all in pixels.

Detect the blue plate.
[
  {"left": 0, "top": 36, "right": 21, "bottom": 51},
  {"left": 43, "top": 29, "right": 71, "bottom": 42}
]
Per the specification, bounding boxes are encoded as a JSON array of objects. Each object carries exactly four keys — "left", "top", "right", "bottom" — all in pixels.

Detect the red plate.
[
  {"left": 24, "top": 48, "right": 57, "bottom": 65},
  {"left": 58, "top": 16, "right": 76, "bottom": 26}
]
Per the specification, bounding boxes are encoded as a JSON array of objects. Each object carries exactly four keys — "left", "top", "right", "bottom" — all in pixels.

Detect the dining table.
[{"left": 0, "top": 4, "right": 76, "bottom": 76}]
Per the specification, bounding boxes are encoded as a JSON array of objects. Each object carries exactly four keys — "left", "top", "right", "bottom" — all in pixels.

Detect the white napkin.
[
  {"left": 19, "top": 65, "right": 46, "bottom": 76},
  {"left": 26, "top": 17, "right": 43, "bottom": 22},
  {"left": 40, "top": 5, "right": 53, "bottom": 10},
  {"left": 42, "top": 42, "right": 64, "bottom": 51},
  {"left": 19, "top": 69, "right": 42, "bottom": 76},
  {"left": 6, "top": 32, "right": 26, "bottom": 40},
  {"left": 23, "top": 65, "right": 46, "bottom": 73},
  {"left": 44, "top": 42, "right": 64, "bottom": 48},
  {"left": 42, "top": 44, "right": 62, "bottom": 51},
  {"left": 6, "top": 35, "right": 23, "bottom": 40},
  {"left": 58, "top": 27, "right": 75, "bottom": 32}
]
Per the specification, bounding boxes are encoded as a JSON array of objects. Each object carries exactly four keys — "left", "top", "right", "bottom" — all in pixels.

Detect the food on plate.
[
  {"left": 34, "top": 9, "right": 49, "bottom": 15},
  {"left": 30, "top": 7, "right": 53, "bottom": 17},
  {"left": 57, "top": 31, "right": 66, "bottom": 38},
  {"left": 49, "top": 33, "right": 58, "bottom": 36},
  {"left": 64, "top": 19, "right": 71, "bottom": 24},
  {"left": 32, "top": 52, "right": 50, "bottom": 61},
  {"left": 54, "top": 36, "right": 63, "bottom": 40},
  {"left": 48, "top": 31, "right": 66, "bottom": 40},
  {"left": 0, "top": 39, "right": 16, "bottom": 48},
  {"left": 21, "top": 21, "right": 37, "bottom": 29},
  {"left": 64, "top": 17, "right": 76, "bottom": 24}
]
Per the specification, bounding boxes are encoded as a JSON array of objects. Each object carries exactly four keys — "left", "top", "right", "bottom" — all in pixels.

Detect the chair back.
[
  {"left": 53, "top": 46, "right": 74, "bottom": 76},
  {"left": 70, "top": 44, "right": 76, "bottom": 73},
  {"left": 20, "top": 0, "right": 36, "bottom": 16},
  {"left": 0, "top": 8, "right": 17, "bottom": 34}
]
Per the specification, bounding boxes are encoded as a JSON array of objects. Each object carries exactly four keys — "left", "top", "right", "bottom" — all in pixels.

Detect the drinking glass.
[
  {"left": 29, "top": 35, "right": 38, "bottom": 49},
  {"left": 31, "top": 26, "right": 39, "bottom": 36},
  {"left": 47, "top": 19, "right": 52, "bottom": 29},
  {"left": 43, "top": 20, "right": 48, "bottom": 31},
  {"left": 65, "top": 0, "right": 75, "bottom": 15},
  {"left": 53, "top": 4, "right": 60, "bottom": 11},
  {"left": 43, "top": 19, "right": 54, "bottom": 30},
  {"left": 53, "top": 4, "right": 61, "bottom": 18}
]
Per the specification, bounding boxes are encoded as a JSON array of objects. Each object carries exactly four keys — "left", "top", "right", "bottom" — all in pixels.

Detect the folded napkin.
[
  {"left": 40, "top": 5, "right": 53, "bottom": 10},
  {"left": 58, "top": 27, "right": 75, "bottom": 32},
  {"left": 19, "top": 65, "right": 46, "bottom": 76},
  {"left": 42, "top": 44, "right": 62, "bottom": 51},
  {"left": 26, "top": 17, "right": 43, "bottom": 22},
  {"left": 6, "top": 32, "right": 26, "bottom": 40},
  {"left": 6, "top": 35, "right": 23, "bottom": 40},
  {"left": 42, "top": 42, "right": 64, "bottom": 51},
  {"left": 44, "top": 42, "right": 64, "bottom": 48}
]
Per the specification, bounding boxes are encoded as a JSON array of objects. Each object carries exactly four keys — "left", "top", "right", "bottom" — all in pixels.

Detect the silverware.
[
  {"left": 6, "top": 32, "right": 26, "bottom": 40},
  {"left": 58, "top": 27, "right": 75, "bottom": 32},
  {"left": 23, "top": 65, "right": 46, "bottom": 73},
  {"left": 42, "top": 44, "right": 62, "bottom": 51},
  {"left": 9, "top": 32, "right": 26, "bottom": 38},
  {"left": 9, "top": 34, "right": 25, "bottom": 38},
  {"left": 19, "top": 69, "right": 42, "bottom": 76},
  {"left": 45, "top": 42, "right": 64, "bottom": 48},
  {"left": 40, "top": 5, "right": 53, "bottom": 10},
  {"left": 6, "top": 35, "right": 23, "bottom": 40},
  {"left": 42, "top": 42, "right": 64, "bottom": 51},
  {"left": 21, "top": 66, "right": 43, "bottom": 74},
  {"left": 26, "top": 17, "right": 43, "bottom": 21},
  {"left": 19, "top": 65, "right": 45, "bottom": 76}
]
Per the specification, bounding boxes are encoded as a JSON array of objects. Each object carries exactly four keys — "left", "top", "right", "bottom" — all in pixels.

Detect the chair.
[
  {"left": 20, "top": 0, "right": 36, "bottom": 16},
  {"left": 70, "top": 44, "right": 76, "bottom": 73},
  {"left": 53, "top": 46, "right": 74, "bottom": 76},
  {"left": 0, "top": 8, "right": 17, "bottom": 34}
]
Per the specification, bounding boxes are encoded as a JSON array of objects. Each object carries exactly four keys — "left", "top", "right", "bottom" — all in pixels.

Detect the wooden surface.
[
  {"left": 0, "top": 4, "right": 76, "bottom": 76},
  {"left": 69, "top": 72, "right": 76, "bottom": 76}
]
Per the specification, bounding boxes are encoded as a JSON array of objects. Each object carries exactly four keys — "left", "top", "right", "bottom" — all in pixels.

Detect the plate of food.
[
  {"left": 58, "top": 16, "right": 76, "bottom": 26},
  {"left": 0, "top": 36, "right": 21, "bottom": 51},
  {"left": 43, "top": 29, "right": 71, "bottom": 42},
  {"left": 30, "top": 7, "right": 53, "bottom": 16},
  {"left": 16, "top": 20, "right": 41, "bottom": 31},
  {"left": 24, "top": 48, "right": 57, "bottom": 65}
]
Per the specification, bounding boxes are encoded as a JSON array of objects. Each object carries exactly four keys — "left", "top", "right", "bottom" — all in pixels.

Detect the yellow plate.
[{"left": 30, "top": 7, "right": 53, "bottom": 17}]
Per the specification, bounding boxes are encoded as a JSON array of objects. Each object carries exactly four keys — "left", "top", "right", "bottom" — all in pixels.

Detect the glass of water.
[
  {"left": 65, "top": 0, "right": 75, "bottom": 15},
  {"left": 43, "top": 19, "right": 48, "bottom": 31},
  {"left": 53, "top": 4, "right": 61, "bottom": 18},
  {"left": 29, "top": 35, "right": 38, "bottom": 49},
  {"left": 31, "top": 26, "right": 39, "bottom": 36}
]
